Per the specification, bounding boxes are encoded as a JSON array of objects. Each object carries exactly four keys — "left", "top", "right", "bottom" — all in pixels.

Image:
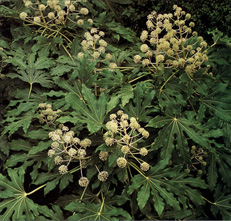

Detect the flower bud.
[
  {"left": 117, "top": 157, "right": 127, "bottom": 168},
  {"left": 98, "top": 171, "right": 109, "bottom": 182},
  {"left": 79, "top": 177, "right": 89, "bottom": 187}
]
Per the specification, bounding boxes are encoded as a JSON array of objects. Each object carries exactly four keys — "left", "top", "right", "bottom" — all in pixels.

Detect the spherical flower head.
[
  {"left": 58, "top": 165, "right": 68, "bottom": 174},
  {"left": 117, "top": 110, "right": 123, "bottom": 115},
  {"left": 109, "top": 63, "right": 117, "bottom": 69},
  {"left": 145, "top": 50, "right": 153, "bottom": 57},
  {"left": 87, "top": 18, "right": 93, "bottom": 24},
  {"left": 39, "top": 102, "right": 47, "bottom": 109},
  {"left": 140, "top": 44, "right": 149, "bottom": 53},
  {"left": 121, "top": 145, "right": 130, "bottom": 154},
  {"left": 51, "top": 141, "right": 60, "bottom": 150},
  {"left": 51, "top": 134, "right": 61, "bottom": 141},
  {"left": 68, "top": 148, "right": 77, "bottom": 156},
  {"left": 109, "top": 114, "right": 117, "bottom": 120},
  {"left": 122, "top": 134, "right": 130, "bottom": 143},
  {"left": 99, "top": 39, "right": 107, "bottom": 47},
  {"left": 120, "top": 120, "right": 128, "bottom": 128},
  {"left": 19, "top": 12, "right": 28, "bottom": 20},
  {"left": 54, "top": 5, "right": 61, "bottom": 12},
  {"left": 142, "top": 59, "right": 150, "bottom": 66},
  {"left": 156, "top": 54, "right": 165, "bottom": 63},
  {"left": 146, "top": 20, "right": 154, "bottom": 29},
  {"left": 142, "top": 130, "right": 149, "bottom": 138},
  {"left": 69, "top": 4, "right": 75, "bottom": 12},
  {"left": 77, "top": 19, "right": 84, "bottom": 26},
  {"left": 62, "top": 126, "right": 69, "bottom": 131},
  {"left": 93, "top": 51, "right": 100, "bottom": 59},
  {"left": 98, "top": 171, "right": 109, "bottom": 182},
  {"left": 99, "top": 31, "right": 105, "bottom": 37},
  {"left": 140, "top": 147, "right": 148, "bottom": 156},
  {"left": 73, "top": 137, "right": 80, "bottom": 144},
  {"left": 140, "top": 162, "right": 150, "bottom": 171},
  {"left": 79, "top": 177, "right": 89, "bottom": 187},
  {"left": 78, "top": 149, "right": 86, "bottom": 159},
  {"left": 39, "top": 4, "right": 46, "bottom": 11},
  {"left": 80, "top": 138, "right": 92, "bottom": 148},
  {"left": 106, "top": 121, "right": 118, "bottom": 133},
  {"left": 34, "top": 16, "right": 41, "bottom": 23},
  {"left": 105, "top": 137, "right": 114, "bottom": 146},
  {"left": 80, "top": 8, "right": 89, "bottom": 15},
  {"left": 150, "top": 38, "right": 157, "bottom": 45},
  {"left": 48, "top": 149, "right": 56, "bottom": 157},
  {"left": 178, "top": 58, "right": 185, "bottom": 66},
  {"left": 48, "top": 12, "right": 55, "bottom": 19},
  {"left": 54, "top": 156, "right": 63, "bottom": 165},
  {"left": 134, "top": 55, "right": 141, "bottom": 63},
  {"left": 105, "top": 53, "right": 112, "bottom": 60},
  {"left": 200, "top": 41, "right": 207, "bottom": 48},
  {"left": 77, "top": 52, "right": 84, "bottom": 60},
  {"left": 99, "top": 151, "right": 109, "bottom": 161},
  {"left": 117, "top": 157, "right": 127, "bottom": 168},
  {"left": 25, "top": 1, "right": 32, "bottom": 8},
  {"left": 98, "top": 46, "right": 105, "bottom": 54},
  {"left": 63, "top": 134, "right": 72, "bottom": 143}
]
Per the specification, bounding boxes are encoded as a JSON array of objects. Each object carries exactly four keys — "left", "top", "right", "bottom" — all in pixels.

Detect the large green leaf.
[
  {"left": 124, "top": 82, "right": 156, "bottom": 122},
  {"left": 1, "top": 112, "right": 35, "bottom": 137},
  {"left": 148, "top": 114, "right": 207, "bottom": 165},
  {"left": 66, "top": 85, "right": 107, "bottom": 133},
  {"left": 211, "top": 183, "right": 231, "bottom": 220},
  {"left": 127, "top": 163, "right": 206, "bottom": 217},
  {"left": 200, "top": 82, "right": 231, "bottom": 122},
  {"left": 0, "top": 168, "right": 63, "bottom": 220},
  {"left": 65, "top": 200, "right": 132, "bottom": 220},
  {"left": 6, "top": 52, "right": 53, "bottom": 98}
]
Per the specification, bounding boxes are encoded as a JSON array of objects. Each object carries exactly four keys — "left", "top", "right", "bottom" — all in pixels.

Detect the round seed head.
[
  {"left": 98, "top": 171, "right": 109, "bottom": 182},
  {"left": 79, "top": 177, "right": 89, "bottom": 187}
]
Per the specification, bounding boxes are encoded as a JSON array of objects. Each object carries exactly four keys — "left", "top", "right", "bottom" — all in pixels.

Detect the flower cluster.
[
  {"left": 103, "top": 110, "right": 150, "bottom": 172},
  {"left": 78, "top": 28, "right": 117, "bottom": 69},
  {"left": 47, "top": 125, "right": 91, "bottom": 187},
  {"left": 19, "top": 0, "right": 90, "bottom": 28},
  {"left": 38, "top": 103, "right": 62, "bottom": 125},
  {"left": 134, "top": 5, "right": 208, "bottom": 76}
]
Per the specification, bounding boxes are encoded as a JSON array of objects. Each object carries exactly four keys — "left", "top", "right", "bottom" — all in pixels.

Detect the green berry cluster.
[
  {"left": 185, "top": 145, "right": 207, "bottom": 174},
  {"left": 47, "top": 124, "right": 91, "bottom": 187},
  {"left": 134, "top": 5, "right": 208, "bottom": 76},
  {"left": 38, "top": 103, "right": 62, "bottom": 125},
  {"left": 103, "top": 110, "right": 150, "bottom": 172}
]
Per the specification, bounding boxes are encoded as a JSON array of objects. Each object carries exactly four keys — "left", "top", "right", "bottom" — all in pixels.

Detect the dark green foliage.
[{"left": 0, "top": 0, "right": 231, "bottom": 220}]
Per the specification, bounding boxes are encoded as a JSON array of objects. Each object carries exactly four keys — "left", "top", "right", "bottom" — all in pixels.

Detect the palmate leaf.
[
  {"left": 65, "top": 200, "right": 132, "bottom": 220},
  {"left": 147, "top": 113, "right": 208, "bottom": 165},
  {"left": 0, "top": 167, "right": 63, "bottom": 221},
  {"left": 124, "top": 82, "right": 156, "bottom": 122},
  {"left": 66, "top": 84, "right": 107, "bottom": 133},
  {"left": 6, "top": 52, "right": 54, "bottom": 98},
  {"left": 1, "top": 111, "right": 35, "bottom": 137},
  {"left": 107, "top": 83, "right": 134, "bottom": 109},
  {"left": 200, "top": 82, "right": 231, "bottom": 122},
  {"left": 211, "top": 183, "right": 231, "bottom": 220},
  {"left": 33, "top": 172, "right": 73, "bottom": 195},
  {"left": 127, "top": 163, "right": 206, "bottom": 218}
]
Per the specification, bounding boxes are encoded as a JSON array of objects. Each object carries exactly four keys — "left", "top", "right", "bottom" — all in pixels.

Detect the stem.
[
  {"left": 201, "top": 195, "right": 215, "bottom": 205},
  {"left": 159, "top": 71, "right": 177, "bottom": 92},
  {"left": 26, "top": 184, "right": 46, "bottom": 196},
  {"left": 79, "top": 184, "right": 88, "bottom": 202},
  {"left": 28, "top": 83, "right": 33, "bottom": 99},
  {"left": 128, "top": 161, "right": 147, "bottom": 179},
  {"left": 62, "top": 44, "right": 73, "bottom": 60},
  {"left": 37, "top": 0, "right": 48, "bottom": 27}
]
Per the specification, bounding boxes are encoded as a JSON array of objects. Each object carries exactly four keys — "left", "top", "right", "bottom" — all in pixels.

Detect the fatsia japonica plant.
[{"left": 0, "top": 1, "right": 231, "bottom": 220}]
